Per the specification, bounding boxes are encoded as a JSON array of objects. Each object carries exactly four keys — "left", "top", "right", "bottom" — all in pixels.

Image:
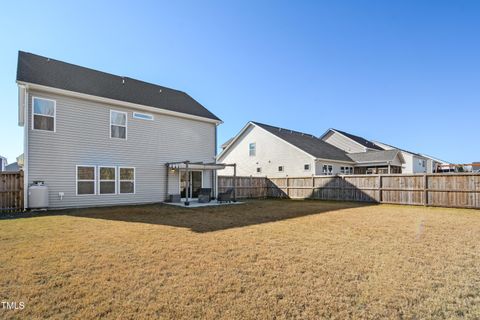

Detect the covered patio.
[{"left": 165, "top": 161, "right": 237, "bottom": 206}]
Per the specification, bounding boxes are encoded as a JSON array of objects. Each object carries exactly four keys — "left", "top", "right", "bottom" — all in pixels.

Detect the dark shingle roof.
[
  {"left": 16, "top": 51, "right": 221, "bottom": 121},
  {"left": 333, "top": 129, "right": 383, "bottom": 150},
  {"left": 347, "top": 149, "right": 401, "bottom": 163},
  {"left": 252, "top": 122, "right": 353, "bottom": 162}
]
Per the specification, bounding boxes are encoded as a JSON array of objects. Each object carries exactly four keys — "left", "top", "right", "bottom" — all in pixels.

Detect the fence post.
[
  {"left": 311, "top": 175, "right": 315, "bottom": 198},
  {"left": 424, "top": 174, "right": 428, "bottom": 206},
  {"left": 249, "top": 175, "right": 253, "bottom": 198},
  {"left": 286, "top": 175, "right": 289, "bottom": 199},
  {"left": 378, "top": 175, "right": 383, "bottom": 203}
]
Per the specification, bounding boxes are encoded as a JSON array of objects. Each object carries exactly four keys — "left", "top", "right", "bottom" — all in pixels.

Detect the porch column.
[
  {"left": 233, "top": 163, "right": 237, "bottom": 202},
  {"left": 185, "top": 162, "right": 190, "bottom": 206},
  {"left": 388, "top": 162, "right": 391, "bottom": 174},
  {"left": 165, "top": 163, "right": 169, "bottom": 201}
]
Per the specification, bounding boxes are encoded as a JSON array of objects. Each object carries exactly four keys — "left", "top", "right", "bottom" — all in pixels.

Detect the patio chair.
[
  {"left": 218, "top": 188, "right": 234, "bottom": 203},
  {"left": 198, "top": 188, "right": 212, "bottom": 203}
]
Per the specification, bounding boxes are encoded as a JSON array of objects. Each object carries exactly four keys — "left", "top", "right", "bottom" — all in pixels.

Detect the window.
[
  {"left": 110, "top": 110, "right": 127, "bottom": 139},
  {"left": 119, "top": 167, "right": 135, "bottom": 194},
  {"left": 322, "top": 165, "right": 333, "bottom": 175},
  {"left": 33, "top": 97, "right": 55, "bottom": 131},
  {"left": 133, "top": 112, "right": 154, "bottom": 121},
  {"left": 256, "top": 167, "right": 262, "bottom": 173},
  {"left": 77, "top": 166, "right": 96, "bottom": 195},
  {"left": 341, "top": 167, "right": 353, "bottom": 175},
  {"left": 249, "top": 143, "right": 256, "bottom": 156},
  {"left": 99, "top": 167, "right": 116, "bottom": 194},
  {"left": 278, "top": 166, "right": 284, "bottom": 172},
  {"left": 304, "top": 164, "right": 310, "bottom": 171}
]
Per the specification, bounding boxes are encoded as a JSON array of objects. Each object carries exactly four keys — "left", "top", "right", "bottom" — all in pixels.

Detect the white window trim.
[
  {"left": 76, "top": 165, "right": 96, "bottom": 196},
  {"left": 98, "top": 166, "right": 117, "bottom": 195},
  {"left": 119, "top": 167, "right": 135, "bottom": 194},
  {"left": 32, "top": 96, "right": 56, "bottom": 132},
  {"left": 110, "top": 110, "right": 128, "bottom": 140},
  {"left": 133, "top": 112, "right": 154, "bottom": 121}
]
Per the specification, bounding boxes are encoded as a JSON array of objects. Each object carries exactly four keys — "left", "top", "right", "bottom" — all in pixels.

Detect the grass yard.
[{"left": 1, "top": 200, "right": 479, "bottom": 319}]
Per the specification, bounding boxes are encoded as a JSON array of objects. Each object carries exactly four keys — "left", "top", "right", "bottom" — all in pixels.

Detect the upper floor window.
[
  {"left": 341, "top": 166, "right": 353, "bottom": 175},
  {"left": 133, "top": 112, "right": 154, "bottom": 121},
  {"left": 249, "top": 143, "right": 256, "bottom": 156},
  {"left": 110, "top": 110, "right": 127, "bottom": 139},
  {"left": 304, "top": 164, "right": 310, "bottom": 171},
  {"left": 33, "top": 97, "right": 55, "bottom": 131}
]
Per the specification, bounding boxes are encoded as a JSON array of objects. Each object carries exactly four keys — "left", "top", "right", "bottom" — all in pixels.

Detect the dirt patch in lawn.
[{"left": 1, "top": 200, "right": 479, "bottom": 319}]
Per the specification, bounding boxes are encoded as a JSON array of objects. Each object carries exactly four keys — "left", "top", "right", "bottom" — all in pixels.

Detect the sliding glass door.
[{"left": 180, "top": 171, "right": 202, "bottom": 199}]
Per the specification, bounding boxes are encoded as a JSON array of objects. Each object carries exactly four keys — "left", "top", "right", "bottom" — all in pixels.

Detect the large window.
[
  {"left": 322, "top": 165, "right": 333, "bottom": 175},
  {"left": 119, "top": 167, "right": 135, "bottom": 194},
  {"left": 340, "top": 167, "right": 353, "bottom": 175},
  {"left": 77, "top": 166, "right": 96, "bottom": 195},
  {"left": 249, "top": 143, "right": 256, "bottom": 156},
  {"left": 33, "top": 97, "right": 55, "bottom": 131},
  {"left": 110, "top": 110, "right": 127, "bottom": 139},
  {"left": 99, "top": 166, "right": 116, "bottom": 194}
]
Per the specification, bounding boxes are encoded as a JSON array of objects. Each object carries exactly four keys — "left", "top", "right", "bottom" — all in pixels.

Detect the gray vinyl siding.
[{"left": 27, "top": 89, "right": 216, "bottom": 208}]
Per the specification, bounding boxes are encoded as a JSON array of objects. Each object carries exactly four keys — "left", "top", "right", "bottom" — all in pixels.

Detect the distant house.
[
  {"left": 372, "top": 141, "right": 430, "bottom": 174},
  {"left": 218, "top": 122, "right": 405, "bottom": 177},
  {"left": 320, "top": 129, "right": 432, "bottom": 174},
  {"left": 16, "top": 51, "right": 222, "bottom": 209},
  {"left": 5, "top": 162, "right": 21, "bottom": 172},
  {"left": 0, "top": 156, "right": 7, "bottom": 171}
]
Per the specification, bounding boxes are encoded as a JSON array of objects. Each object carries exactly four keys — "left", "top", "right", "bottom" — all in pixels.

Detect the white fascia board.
[
  {"left": 314, "top": 158, "right": 356, "bottom": 165},
  {"left": 17, "top": 81, "right": 222, "bottom": 125}
]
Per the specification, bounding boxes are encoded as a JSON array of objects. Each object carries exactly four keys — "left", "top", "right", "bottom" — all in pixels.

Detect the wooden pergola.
[{"left": 165, "top": 161, "right": 237, "bottom": 206}]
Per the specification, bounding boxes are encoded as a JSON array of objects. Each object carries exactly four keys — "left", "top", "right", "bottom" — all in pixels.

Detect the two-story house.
[
  {"left": 17, "top": 51, "right": 222, "bottom": 209},
  {"left": 218, "top": 122, "right": 406, "bottom": 177}
]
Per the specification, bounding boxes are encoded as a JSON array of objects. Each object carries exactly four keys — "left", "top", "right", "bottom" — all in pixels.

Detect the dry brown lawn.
[{"left": 1, "top": 200, "right": 479, "bottom": 319}]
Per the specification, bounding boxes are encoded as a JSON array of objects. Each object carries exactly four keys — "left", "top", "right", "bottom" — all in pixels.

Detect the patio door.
[{"left": 180, "top": 171, "right": 202, "bottom": 199}]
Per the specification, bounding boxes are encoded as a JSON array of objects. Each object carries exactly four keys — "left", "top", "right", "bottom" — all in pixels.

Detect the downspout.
[{"left": 21, "top": 85, "right": 29, "bottom": 210}]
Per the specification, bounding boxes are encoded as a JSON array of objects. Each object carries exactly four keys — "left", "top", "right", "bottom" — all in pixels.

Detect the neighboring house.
[
  {"left": 217, "top": 122, "right": 356, "bottom": 177},
  {"left": 17, "top": 51, "right": 222, "bottom": 209},
  {"left": 320, "top": 129, "right": 383, "bottom": 153},
  {"left": 217, "top": 122, "right": 406, "bottom": 177},
  {"left": 5, "top": 162, "right": 21, "bottom": 172},
  {"left": 372, "top": 141, "right": 430, "bottom": 174},
  {"left": 420, "top": 154, "right": 450, "bottom": 173},
  {"left": 320, "top": 129, "right": 431, "bottom": 174},
  {"left": 0, "top": 156, "right": 7, "bottom": 171}
]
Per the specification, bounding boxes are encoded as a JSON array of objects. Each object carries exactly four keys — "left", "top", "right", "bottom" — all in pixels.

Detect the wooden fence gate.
[{"left": 0, "top": 171, "right": 24, "bottom": 213}]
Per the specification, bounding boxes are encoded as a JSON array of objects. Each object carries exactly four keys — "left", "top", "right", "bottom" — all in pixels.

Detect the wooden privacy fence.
[
  {"left": 0, "top": 171, "right": 24, "bottom": 213},
  {"left": 218, "top": 174, "right": 480, "bottom": 209}
]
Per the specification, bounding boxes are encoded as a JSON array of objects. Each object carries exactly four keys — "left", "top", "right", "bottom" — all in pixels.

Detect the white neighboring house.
[
  {"left": 320, "top": 128, "right": 432, "bottom": 174},
  {"left": 420, "top": 154, "right": 451, "bottom": 173},
  {"left": 372, "top": 141, "right": 430, "bottom": 174},
  {"left": 0, "top": 156, "right": 7, "bottom": 171},
  {"left": 217, "top": 122, "right": 356, "bottom": 177}
]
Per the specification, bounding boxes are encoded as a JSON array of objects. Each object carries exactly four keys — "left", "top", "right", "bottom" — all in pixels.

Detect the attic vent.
[
  {"left": 122, "top": 78, "right": 125, "bottom": 84},
  {"left": 159, "top": 89, "right": 162, "bottom": 93}
]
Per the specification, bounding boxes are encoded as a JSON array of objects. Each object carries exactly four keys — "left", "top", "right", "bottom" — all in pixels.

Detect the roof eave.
[{"left": 17, "top": 81, "right": 222, "bottom": 125}]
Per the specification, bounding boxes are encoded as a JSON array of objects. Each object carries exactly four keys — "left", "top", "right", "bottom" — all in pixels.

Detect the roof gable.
[
  {"left": 329, "top": 129, "right": 383, "bottom": 151},
  {"left": 251, "top": 122, "right": 353, "bottom": 162},
  {"left": 17, "top": 51, "right": 221, "bottom": 121}
]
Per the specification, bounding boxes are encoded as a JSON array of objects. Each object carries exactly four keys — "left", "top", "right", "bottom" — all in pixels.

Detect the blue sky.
[{"left": 1, "top": 0, "right": 479, "bottom": 164}]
